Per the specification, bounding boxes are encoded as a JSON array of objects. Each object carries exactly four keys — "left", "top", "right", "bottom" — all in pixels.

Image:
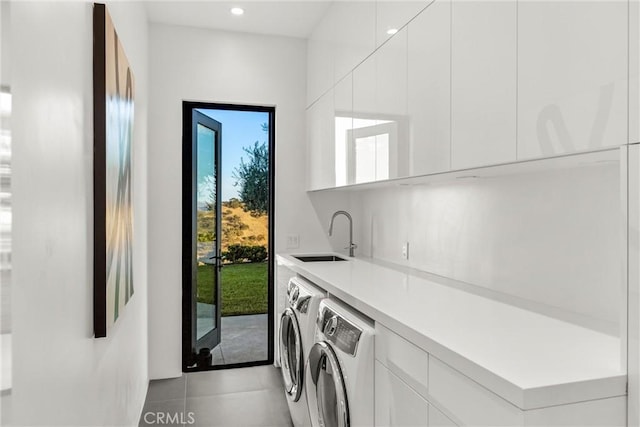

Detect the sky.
[{"left": 197, "top": 108, "right": 269, "bottom": 202}]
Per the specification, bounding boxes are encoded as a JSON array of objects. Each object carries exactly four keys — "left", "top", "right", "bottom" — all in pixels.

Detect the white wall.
[
  {"left": 632, "top": 0, "right": 640, "bottom": 144},
  {"left": 338, "top": 163, "right": 622, "bottom": 334},
  {"left": 10, "top": 2, "right": 148, "bottom": 425},
  {"left": 1, "top": 0, "right": 12, "bottom": 336},
  {"left": 148, "top": 23, "right": 331, "bottom": 379}
]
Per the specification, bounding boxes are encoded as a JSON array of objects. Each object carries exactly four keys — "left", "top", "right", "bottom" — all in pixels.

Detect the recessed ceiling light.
[
  {"left": 230, "top": 7, "right": 244, "bottom": 16},
  {"left": 386, "top": 28, "right": 398, "bottom": 35}
]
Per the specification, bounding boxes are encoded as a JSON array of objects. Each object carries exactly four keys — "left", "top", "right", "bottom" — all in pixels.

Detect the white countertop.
[{"left": 277, "top": 253, "right": 626, "bottom": 411}]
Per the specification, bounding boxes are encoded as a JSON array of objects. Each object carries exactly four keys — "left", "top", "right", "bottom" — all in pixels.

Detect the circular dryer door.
[
  {"left": 279, "top": 308, "right": 303, "bottom": 401},
  {"left": 306, "top": 341, "right": 349, "bottom": 427}
]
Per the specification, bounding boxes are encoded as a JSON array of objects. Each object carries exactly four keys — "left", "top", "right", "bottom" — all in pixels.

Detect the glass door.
[
  {"left": 183, "top": 101, "right": 275, "bottom": 371},
  {"left": 184, "top": 110, "right": 222, "bottom": 368}
]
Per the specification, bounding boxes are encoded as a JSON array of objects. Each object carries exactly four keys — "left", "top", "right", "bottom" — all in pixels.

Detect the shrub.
[
  {"left": 247, "top": 245, "right": 267, "bottom": 262},
  {"left": 223, "top": 244, "right": 267, "bottom": 263},
  {"left": 197, "top": 231, "right": 215, "bottom": 242}
]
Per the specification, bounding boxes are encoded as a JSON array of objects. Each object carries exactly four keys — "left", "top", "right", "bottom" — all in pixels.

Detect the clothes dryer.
[
  {"left": 305, "top": 298, "right": 375, "bottom": 427},
  {"left": 280, "top": 276, "right": 327, "bottom": 426}
]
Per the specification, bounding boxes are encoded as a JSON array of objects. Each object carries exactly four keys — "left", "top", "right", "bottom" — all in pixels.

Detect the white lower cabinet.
[
  {"left": 375, "top": 324, "right": 429, "bottom": 397},
  {"left": 375, "top": 361, "right": 429, "bottom": 426},
  {"left": 374, "top": 360, "right": 459, "bottom": 427},
  {"left": 428, "top": 357, "right": 523, "bottom": 427},
  {"left": 375, "top": 324, "right": 625, "bottom": 427}
]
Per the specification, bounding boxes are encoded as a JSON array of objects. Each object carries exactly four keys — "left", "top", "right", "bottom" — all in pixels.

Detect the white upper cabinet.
[
  {"left": 307, "top": 11, "right": 334, "bottom": 107},
  {"left": 407, "top": 1, "right": 451, "bottom": 176},
  {"left": 376, "top": 27, "right": 408, "bottom": 118},
  {"left": 351, "top": 28, "right": 409, "bottom": 184},
  {"left": 334, "top": 74, "right": 354, "bottom": 187},
  {"left": 307, "top": 89, "right": 335, "bottom": 190},
  {"left": 376, "top": 1, "right": 431, "bottom": 47},
  {"left": 332, "top": 1, "right": 376, "bottom": 84},
  {"left": 351, "top": 50, "right": 381, "bottom": 184},
  {"left": 353, "top": 47, "right": 377, "bottom": 117},
  {"left": 451, "top": 0, "right": 517, "bottom": 169},
  {"left": 517, "top": 0, "right": 628, "bottom": 159}
]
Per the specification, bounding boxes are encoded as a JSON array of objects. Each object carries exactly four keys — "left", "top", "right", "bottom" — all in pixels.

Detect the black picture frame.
[{"left": 93, "top": 3, "right": 135, "bottom": 338}]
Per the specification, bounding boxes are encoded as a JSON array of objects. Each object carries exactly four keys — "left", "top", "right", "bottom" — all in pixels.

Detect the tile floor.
[{"left": 139, "top": 365, "right": 292, "bottom": 427}]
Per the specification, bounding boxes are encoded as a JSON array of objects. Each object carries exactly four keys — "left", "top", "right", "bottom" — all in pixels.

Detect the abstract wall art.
[{"left": 93, "top": 3, "right": 135, "bottom": 338}]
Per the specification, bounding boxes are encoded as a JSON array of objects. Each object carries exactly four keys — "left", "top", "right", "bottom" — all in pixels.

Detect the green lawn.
[{"left": 197, "top": 262, "right": 268, "bottom": 316}]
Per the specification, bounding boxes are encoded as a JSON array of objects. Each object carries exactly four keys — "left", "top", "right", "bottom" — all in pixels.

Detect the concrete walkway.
[{"left": 213, "top": 314, "right": 268, "bottom": 366}]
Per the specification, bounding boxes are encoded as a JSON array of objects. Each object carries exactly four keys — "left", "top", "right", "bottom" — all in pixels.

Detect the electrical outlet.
[
  {"left": 286, "top": 234, "right": 300, "bottom": 249},
  {"left": 402, "top": 242, "right": 409, "bottom": 260}
]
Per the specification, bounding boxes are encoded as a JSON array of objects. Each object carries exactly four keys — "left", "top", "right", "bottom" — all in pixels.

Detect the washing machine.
[
  {"left": 305, "top": 298, "right": 375, "bottom": 427},
  {"left": 279, "top": 276, "right": 327, "bottom": 426}
]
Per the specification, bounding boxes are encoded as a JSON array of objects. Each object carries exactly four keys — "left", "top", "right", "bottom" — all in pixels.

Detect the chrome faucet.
[{"left": 328, "top": 210, "right": 357, "bottom": 257}]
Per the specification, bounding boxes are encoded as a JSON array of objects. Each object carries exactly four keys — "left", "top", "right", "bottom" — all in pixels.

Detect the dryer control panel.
[{"left": 317, "top": 306, "right": 362, "bottom": 357}]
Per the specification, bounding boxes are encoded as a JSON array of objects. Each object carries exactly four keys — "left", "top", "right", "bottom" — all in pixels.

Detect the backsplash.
[{"left": 314, "top": 163, "right": 623, "bottom": 334}]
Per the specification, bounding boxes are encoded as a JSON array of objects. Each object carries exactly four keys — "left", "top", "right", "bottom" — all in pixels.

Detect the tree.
[
  {"left": 198, "top": 174, "right": 216, "bottom": 211},
  {"left": 233, "top": 123, "right": 269, "bottom": 215}
]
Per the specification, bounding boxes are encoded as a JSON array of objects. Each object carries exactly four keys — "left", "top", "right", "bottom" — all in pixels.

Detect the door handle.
[{"left": 207, "top": 254, "right": 224, "bottom": 270}]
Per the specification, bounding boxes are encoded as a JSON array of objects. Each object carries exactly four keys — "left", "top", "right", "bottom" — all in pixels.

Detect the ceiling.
[{"left": 145, "top": 1, "right": 332, "bottom": 39}]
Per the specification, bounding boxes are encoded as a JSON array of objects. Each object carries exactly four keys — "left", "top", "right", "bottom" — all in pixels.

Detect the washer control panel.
[
  {"left": 317, "top": 306, "right": 362, "bottom": 357},
  {"left": 287, "top": 280, "right": 299, "bottom": 306},
  {"left": 287, "top": 278, "right": 312, "bottom": 313}
]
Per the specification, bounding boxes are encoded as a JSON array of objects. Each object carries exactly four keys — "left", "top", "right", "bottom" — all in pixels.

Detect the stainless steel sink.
[{"left": 293, "top": 255, "right": 348, "bottom": 262}]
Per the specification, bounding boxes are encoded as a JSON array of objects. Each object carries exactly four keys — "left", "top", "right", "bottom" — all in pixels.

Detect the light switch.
[{"left": 286, "top": 234, "right": 300, "bottom": 249}]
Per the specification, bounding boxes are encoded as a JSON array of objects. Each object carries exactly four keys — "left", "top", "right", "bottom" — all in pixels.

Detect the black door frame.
[{"left": 182, "top": 101, "right": 276, "bottom": 372}]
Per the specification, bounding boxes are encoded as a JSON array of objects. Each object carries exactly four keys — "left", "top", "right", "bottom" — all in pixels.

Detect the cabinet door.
[
  {"left": 331, "top": 1, "right": 376, "bottom": 83},
  {"left": 353, "top": 48, "right": 376, "bottom": 117},
  {"left": 307, "top": 16, "right": 335, "bottom": 108},
  {"left": 375, "top": 361, "right": 429, "bottom": 427},
  {"left": 429, "top": 357, "right": 523, "bottom": 427},
  {"left": 517, "top": 1, "right": 628, "bottom": 159},
  {"left": 351, "top": 29, "right": 409, "bottom": 184},
  {"left": 376, "top": 28, "right": 407, "bottom": 119},
  {"left": 451, "top": 0, "right": 517, "bottom": 169},
  {"left": 375, "top": 324, "right": 429, "bottom": 398},
  {"left": 334, "top": 74, "right": 353, "bottom": 187},
  {"left": 306, "top": 89, "right": 335, "bottom": 190},
  {"left": 408, "top": 0, "right": 451, "bottom": 176},
  {"left": 377, "top": 28, "right": 409, "bottom": 179},
  {"left": 352, "top": 27, "right": 407, "bottom": 118}
]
